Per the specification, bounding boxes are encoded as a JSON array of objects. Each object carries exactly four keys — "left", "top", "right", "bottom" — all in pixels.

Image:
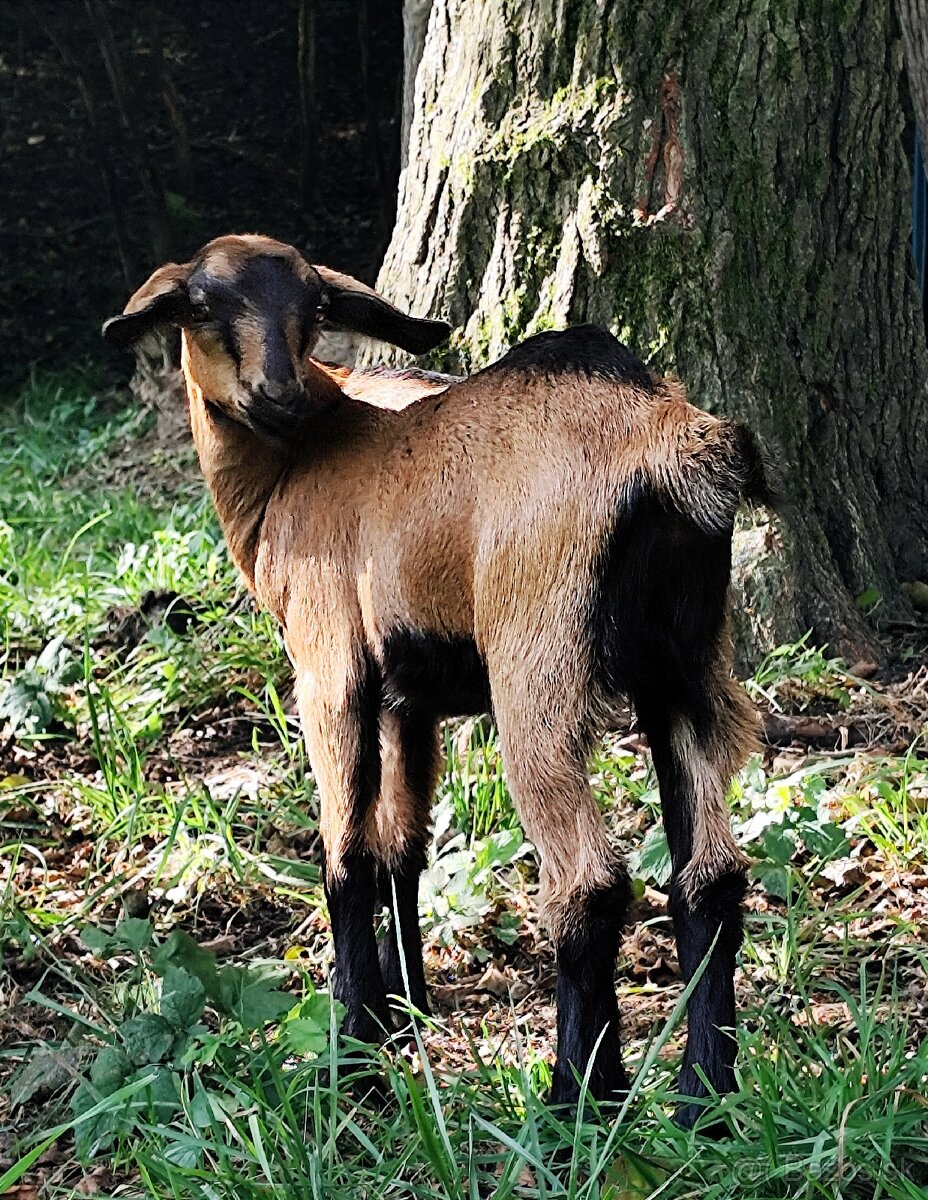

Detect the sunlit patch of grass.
[
  {"left": 745, "top": 632, "right": 860, "bottom": 713},
  {"left": 841, "top": 746, "right": 928, "bottom": 865}
]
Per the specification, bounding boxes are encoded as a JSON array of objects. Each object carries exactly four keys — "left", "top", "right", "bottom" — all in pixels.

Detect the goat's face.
[{"left": 103, "top": 234, "right": 450, "bottom": 439}]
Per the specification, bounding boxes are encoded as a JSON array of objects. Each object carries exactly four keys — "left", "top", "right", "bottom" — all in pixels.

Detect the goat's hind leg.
[
  {"left": 640, "top": 681, "right": 754, "bottom": 1129},
  {"left": 491, "top": 678, "right": 632, "bottom": 1107},
  {"left": 369, "top": 708, "right": 438, "bottom": 1018}
]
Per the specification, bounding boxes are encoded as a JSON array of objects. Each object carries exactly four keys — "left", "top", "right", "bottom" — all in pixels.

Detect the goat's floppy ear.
[
  {"left": 102, "top": 262, "right": 193, "bottom": 349},
  {"left": 315, "top": 266, "right": 450, "bottom": 355}
]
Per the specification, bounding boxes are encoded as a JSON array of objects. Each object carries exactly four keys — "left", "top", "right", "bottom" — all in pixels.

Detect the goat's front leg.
[
  {"left": 641, "top": 688, "right": 751, "bottom": 1129},
  {"left": 297, "top": 659, "right": 390, "bottom": 1044},
  {"left": 491, "top": 669, "right": 631, "bottom": 1107}
]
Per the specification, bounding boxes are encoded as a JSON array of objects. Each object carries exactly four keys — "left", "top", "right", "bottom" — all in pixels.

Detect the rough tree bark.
[
  {"left": 898, "top": 0, "right": 928, "bottom": 166},
  {"left": 400, "top": 0, "right": 433, "bottom": 166},
  {"left": 374, "top": 0, "right": 928, "bottom": 663}
]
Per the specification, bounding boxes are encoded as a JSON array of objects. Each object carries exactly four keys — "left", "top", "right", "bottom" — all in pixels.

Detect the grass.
[{"left": 1, "top": 374, "right": 927, "bottom": 1199}]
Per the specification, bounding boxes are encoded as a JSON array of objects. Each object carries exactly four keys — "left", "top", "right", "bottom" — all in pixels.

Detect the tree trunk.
[
  {"left": 400, "top": 0, "right": 433, "bottom": 167},
  {"left": 84, "top": 0, "right": 172, "bottom": 264},
  {"left": 297, "top": 0, "right": 318, "bottom": 207},
  {"left": 375, "top": 0, "right": 928, "bottom": 663},
  {"left": 898, "top": 0, "right": 928, "bottom": 165}
]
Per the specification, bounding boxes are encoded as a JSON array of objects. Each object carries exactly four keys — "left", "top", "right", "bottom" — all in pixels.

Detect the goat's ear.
[
  {"left": 102, "top": 262, "right": 193, "bottom": 349},
  {"left": 315, "top": 266, "right": 450, "bottom": 355}
]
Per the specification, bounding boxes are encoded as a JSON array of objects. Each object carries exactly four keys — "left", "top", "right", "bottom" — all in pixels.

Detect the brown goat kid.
[{"left": 104, "top": 234, "right": 771, "bottom": 1127}]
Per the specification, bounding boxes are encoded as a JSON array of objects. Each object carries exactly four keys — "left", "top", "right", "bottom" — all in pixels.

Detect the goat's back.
[{"left": 258, "top": 326, "right": 768, "bottom": 683}]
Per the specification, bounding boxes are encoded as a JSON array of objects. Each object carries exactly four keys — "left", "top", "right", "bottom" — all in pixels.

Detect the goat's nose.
[{"left": 257, "top": 380, "right": 300, "bottom": 406}]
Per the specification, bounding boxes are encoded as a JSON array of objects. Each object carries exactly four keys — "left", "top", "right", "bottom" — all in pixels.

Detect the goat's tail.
[
  {"left": 729, "top": 422, "right": 777, "bottom": 508},
  {"left": 658, "top": 418, "right": 777, "bottom": 537}
]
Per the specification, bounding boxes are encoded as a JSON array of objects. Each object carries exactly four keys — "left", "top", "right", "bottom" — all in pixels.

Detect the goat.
[{"left": 104, "top": 233, "right": 771, "bottom": 1127}]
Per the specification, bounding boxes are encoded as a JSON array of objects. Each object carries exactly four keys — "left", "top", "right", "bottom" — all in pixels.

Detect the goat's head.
[{"left": 102, "top": 234, "right": 450, "bottom": 438}]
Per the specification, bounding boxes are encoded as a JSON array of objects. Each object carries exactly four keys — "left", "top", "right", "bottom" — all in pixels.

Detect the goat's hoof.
[
  {"left": 674, "top": 1106, "right": 731, "bottom": 1139},
  {"left": 548, "top": 1064, "right": 630, "bottom": 1113},
  {"left": 673, "top": 1097, "right": 732, "bottom": 1139},
  {"left": 386, "top": 996, "right": 431, "bottom": 1032}
]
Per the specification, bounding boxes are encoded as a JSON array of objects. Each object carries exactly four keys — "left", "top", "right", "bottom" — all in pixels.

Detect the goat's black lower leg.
[
  {"left": 377, "top": 852, "right": 429, "bottom": 1016},
  {"left": 325, "top": 851, "right": 391, "bottom": 1043},
  {"left": 550, "top": 872, "right": 632, "bottom": 1107},
  {"left": 670, "top": 871, "right": 746, "bottom": 1128},
  {"left": 644, "top": 707, "right": 748, "bottom": 1129},
  {"left": 370, "top": 707, "right": 437, "bottom": 1021}
]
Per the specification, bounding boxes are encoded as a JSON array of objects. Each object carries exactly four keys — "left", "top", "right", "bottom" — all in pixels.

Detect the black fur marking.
[
  {"left": 102, "top": 288, "right": 192, "bottom": 348},
  {"left": 395, "top": 708, "right": 441, "bottom": 818},
  {"left": 233, "top": 255, "right": 313, "bottom": 313},
  {"left": 324, "top": 288, "right": 451, "bottom": 355},
  {"left": 319, "top": 653, "right": 387, "bottom": 1043},
  {"left": 219, "top": 323, "right": 241, "bottom": 369},
  {"left": 550, "top": 871, "right": 633, "bottom": 1106},
  {"left": 381, "top": 629, "right": 491, "bottom": 719},
  {"left": 591, "top": 481, "right": 732, "bottom": 716},
  {"left": 669, "top": 871, "right": 747, "bottom": 1129},
  {"left": 491, "top": 325, "right": 656, "bottom": 393},
  {"left": 590, "top": 482, "right": 746, "bottom": 1124},
  {"left": 376, "top": 708, "right": 437, "bottom": 1021},
  {"left": 351, "top": 649, "right": 383, "bottom": 814},
  {"left": 641, "top": 715, "right": 746, "bottom": 1128},
  {"left": 377, "top": 857, "right": 430, "bottom": 1016},
  {"left": 324, "top": 850, "right": 391, "bottom": 1043},
  {"left": 262, "top": 323, "right": 295, "bottom": 385}
]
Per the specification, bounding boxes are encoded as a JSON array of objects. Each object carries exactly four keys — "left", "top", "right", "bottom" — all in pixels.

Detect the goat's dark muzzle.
[{"left": 247, "top": 383, "right": 307, "bottom": 441}]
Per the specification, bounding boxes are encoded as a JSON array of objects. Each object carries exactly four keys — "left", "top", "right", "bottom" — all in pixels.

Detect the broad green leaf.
[
  {"left": 120, "top": 1014, "right": 174, "bottom": 1066},
  {"left": 112, "top": 917, "right": 154, "bottom": 954},
  {"left": 801, "top": 818, "right": 850, "bottom": 861},
  {"left": 81, "top": 925, "right": 115, "bottom": 957},
  {"left": 217, "top": 965, "right": 292, "bottom": 1028},
  {"left": 151, "top": 930, "right": 219, "bottom": 996},
  {"left": 88, "top": 1045, "right": 132, "bottom": 1094},
  {"left": 629, "top": 824, "right": 672, "bottom": 887},
  {"left": 140, "top": 1064, "right": 181, "bottom": 1121},
  {"left": 286, "top": 1017, "right": 329, "bottom": 1056},
  {"left": 760, "top": 822, "right": 797, "bottom": 866},
  {"left": 474, "top": 826, "right": 525, "bottom": 871},
  {"left": 160, "top": 965, "right": 206, "bottom": 1029},
  {"left": 602, "top": 1147, "right": 668, "bottom": 1199},
  {"left": 753, "top": 861, "right": 791, "bottom": 900}
]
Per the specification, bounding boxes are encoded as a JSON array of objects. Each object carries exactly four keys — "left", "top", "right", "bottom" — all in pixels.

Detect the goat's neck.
[
  {"left": 184, "top": 383, "right": 286, "bottom": 589},
  {"left": 181, "top": 347, "right": 365, "bottom": 588},
  {"left": 181, "top": 342, "right": 339, "bottom": 588}
]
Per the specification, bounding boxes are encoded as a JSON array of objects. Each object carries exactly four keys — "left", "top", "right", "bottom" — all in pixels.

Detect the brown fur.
[
  {"left": 106, "top": 235, "right": 762, "bottom": 939},
  {"left": 199, "top": 360, "right": 758, "bottom": 922}
]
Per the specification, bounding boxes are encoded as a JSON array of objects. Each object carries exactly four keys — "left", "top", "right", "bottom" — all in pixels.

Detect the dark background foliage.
[{"left": 0, "top": 0, "right": 403, "bottom": 385}]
